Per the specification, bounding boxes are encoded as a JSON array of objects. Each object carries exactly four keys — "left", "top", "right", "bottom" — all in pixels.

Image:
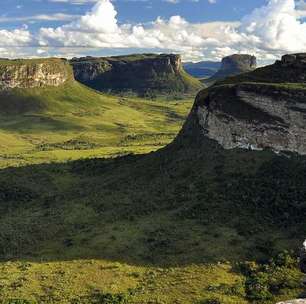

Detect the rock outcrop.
[
  {"left": 0, "top": 58, "right": 72, "bottom": 90},
  {"left": 70, "top": 53, "right": 203, "bottom": 94},
  {"left": 209, "top": 54, "right": 257, "bottom": 81},
  {"left": 178, "top": 53, "right": 306, "bottom": 155}
]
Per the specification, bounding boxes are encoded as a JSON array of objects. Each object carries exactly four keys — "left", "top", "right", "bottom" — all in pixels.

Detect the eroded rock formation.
[
  {"left": 70, "top": 54, "right": 203, "bottom": 94},
  {"left": 210, "top": 54, "right": 257, "bottom": 81},
  {"left": 179, "top": 53, "right": 306, "bottom": 155},
  {"left": 0, "top": 59, "right": 72, "bottom": 90}
]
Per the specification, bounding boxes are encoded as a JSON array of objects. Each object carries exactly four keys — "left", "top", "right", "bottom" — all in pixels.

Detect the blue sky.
[
  {"left": 0, "top": 0, "right": 306, "bottom": 62},
  {"left": 0, "top": 0, "right": 267, "bottom": 30}
]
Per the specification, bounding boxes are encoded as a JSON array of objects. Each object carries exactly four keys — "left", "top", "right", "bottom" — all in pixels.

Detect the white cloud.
[
  {"left": 1, "top": 0, "right": 306, "bottom": 62},
  {"left": 0, "top": 28, "right": 32, "bottom": 47},
  {"left": 240, "top": 0, "right": 306, "bottom": 52}
]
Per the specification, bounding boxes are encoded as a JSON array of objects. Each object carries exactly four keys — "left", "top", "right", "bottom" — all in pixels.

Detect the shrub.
[
  {"left": 199, "top": 299, "right": 221, "bottom": 304},
  {"left": 2, "top": 300, "right": 36, "bottom": 304}
]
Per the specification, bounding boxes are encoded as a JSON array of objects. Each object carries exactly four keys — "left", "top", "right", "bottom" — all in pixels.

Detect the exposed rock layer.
[
  {"left": 210, "top": 54, "right": 257, "bottom": 81},
  {"left": 179, "top": 53, "right": 306, "bottom": 155},
  {"left": 0, "top": 59, "right": 72, "bottom": 90},
  {"left": 70, "top": 54, "right": 203, "bottom": 94}
]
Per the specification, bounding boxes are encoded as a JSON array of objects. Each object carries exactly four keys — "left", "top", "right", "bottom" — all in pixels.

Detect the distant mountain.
[
  {"left": 70, "top": 54, "right": 204, "bottom": 96},
  {"left": 203, "top": 54, "right": 257, "bottom": 85},
  {"left": 183, "top": 61, "right": 221, "bottom": 78}
]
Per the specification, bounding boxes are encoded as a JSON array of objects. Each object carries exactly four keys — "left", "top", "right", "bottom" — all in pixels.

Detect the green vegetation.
[
  {"left": 71, "top": 54, "right": 204, "bottom": 96},
  {"left": 0, "top": 81, "right": 192, "bottom": 168},
  {"left": 0, "top": 64, "right": 305, "bottom": 303},
  {"left": 0, "top": 134, "right": 305, "bottom": 302},
  {"left": 0, "top": 58, "right": 67, "bottom": 66}
]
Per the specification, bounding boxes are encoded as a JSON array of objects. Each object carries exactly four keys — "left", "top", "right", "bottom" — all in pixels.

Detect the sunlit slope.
[{"left": 0, "top": 81, "right": 192, "bottom": 168}]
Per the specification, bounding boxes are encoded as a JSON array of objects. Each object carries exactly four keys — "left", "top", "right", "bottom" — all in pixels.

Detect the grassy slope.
[
  {"left": 0, "top": 80, "right": 305, "bottom": 303},
  {"left": 0, "top": 81, "right": 192, "bottom": 168},
  {"left": 0, "top": 141, "right": 305, "bottom": 303}
]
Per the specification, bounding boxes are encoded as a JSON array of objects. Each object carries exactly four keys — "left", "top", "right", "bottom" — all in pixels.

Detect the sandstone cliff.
[
  {"left": 70, "top": 53, "right": 203, "bottom": 95},
  {"left": 0, "top": 58, "right": 73, "bottom": 90},
  {"left": 208, "top": 54, "right": 257, "bottom": 82},
  {"left": 178, "top": 53, "right": 306, "bottom": 155}
]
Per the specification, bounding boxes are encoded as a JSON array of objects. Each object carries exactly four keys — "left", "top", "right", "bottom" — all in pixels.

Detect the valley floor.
[
  {"left": 0, "top": 82, "right": 192, "bottom": 168},
  {"left": 0, "top": 83, "right": 305, "bottom": 304}
]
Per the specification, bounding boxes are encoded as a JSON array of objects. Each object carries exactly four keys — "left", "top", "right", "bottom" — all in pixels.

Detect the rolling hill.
[
  {"left": 0, "top": 54, "right": 305, "bottom": 303},
  {"left": 0, "top": 58, "right": 193, "bottom": 168}
]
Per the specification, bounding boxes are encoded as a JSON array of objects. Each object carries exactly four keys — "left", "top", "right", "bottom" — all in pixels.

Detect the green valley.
[
  {"left": 0, "top": 81, "right": 192, "bottom": 168},
  {"left": 0, "top": 53, "right": 306, "bottom": 304}
]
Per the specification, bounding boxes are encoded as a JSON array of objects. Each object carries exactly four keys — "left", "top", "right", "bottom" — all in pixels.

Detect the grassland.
[
  {"left": 0, "top": 80, "right": 305, "bottom": 304},
  {"left": 0, "top": 81, "right": 192, "bottom": 168}
]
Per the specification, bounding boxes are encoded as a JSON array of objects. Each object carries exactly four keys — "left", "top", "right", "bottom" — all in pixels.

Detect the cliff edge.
[
  {"left": 208, "top": 54, "right": 257, "bottom": 82},
  {"left": 70, "top": 53, "right": 203, "bottom": 95},
  {"left": 0, "top": 58, "right": 73, "bottom": 90},
  {"left": 178, "top": 53, "right": 306, "bottom": 155}
]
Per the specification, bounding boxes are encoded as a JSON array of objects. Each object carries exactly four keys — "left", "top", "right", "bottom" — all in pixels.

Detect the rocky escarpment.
[
  {"left": 0, "top": 58, "right": 73, "bottom": 90},
  {"left": 209, "top": 54, "right": 257, "bottom": 81},
  {"left": 70, "top": 53, "right": 203, "bottom": 95},
  {"left": 178, "top": 53, "right": 306, "bottom": 155}
]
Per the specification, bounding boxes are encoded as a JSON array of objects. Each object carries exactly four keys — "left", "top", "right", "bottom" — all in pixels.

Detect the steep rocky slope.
[
  {"left": 179, "top": 53, "right": 306, "bottom": 155},
  {"left": 204, "top": 54, "right": 257, "bottom": 84},
  {"left": 0, "top": 58, "right": 73, "bottom": 90},
  {"left": 70, "top": 53, "right": 203, "bottom": 95}
]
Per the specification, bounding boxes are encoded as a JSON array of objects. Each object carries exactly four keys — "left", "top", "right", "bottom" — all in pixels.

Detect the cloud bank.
[{"left": 1, "top": 0, "right": 306, "bottom": 62}]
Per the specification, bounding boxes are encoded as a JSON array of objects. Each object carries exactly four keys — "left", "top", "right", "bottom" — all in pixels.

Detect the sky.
[{"left": 1, "top": 0, "right": 306, "bottom": 63}]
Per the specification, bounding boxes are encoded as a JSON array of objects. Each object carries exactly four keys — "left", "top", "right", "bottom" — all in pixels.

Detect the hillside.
[
  {"left": 203, "top": 54, "right": 257, "bottom": 86},
  {"left": 70, "top": 54, "right": 204, "bottom": 96},
  {"left": 183, "top": 60, "right": 221, "bottom": 78},
  {"left": 0, "top": 59, "right": 192, "bottom": 168},
  {"left": 186, "top": 53, "right": 306, "bottom": 155},
  {"left": 0, "top": 54, "right": 305, "bottom": 303}
]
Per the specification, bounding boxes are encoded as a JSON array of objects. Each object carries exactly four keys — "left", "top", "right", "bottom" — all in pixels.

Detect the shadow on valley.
[{"left": 0, "top": 138, "right": 306, "bottom": 267}]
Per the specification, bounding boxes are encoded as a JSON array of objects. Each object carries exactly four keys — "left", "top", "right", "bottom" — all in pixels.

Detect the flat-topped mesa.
[
  {"left": 178, "top": 54, "right": 306, "bottom": 155},
  {"left": 220, "top": 54, "right": 257, "bottom": 73},
  {"left": 71, "top": 54, "right": 182, "bottom": 82},
  {"left": 280, "top": 53, "right": 306, "bottom": 66},
  {"left": 0, "top": 58, "right": 73, "bottom": 90},
  {"left": 210, "top": 54, "right": 257, "bottom": 81},
  {"left": 70, "top": 53, "right": 202, "bottom": 94}
]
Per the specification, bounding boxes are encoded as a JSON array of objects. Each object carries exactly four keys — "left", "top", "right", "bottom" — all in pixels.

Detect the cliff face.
[
  {"left": 209, "top": 54, "right": 257, "bottom": 81},
  {"left": 71, "top": 54, "right": 203, "bottom": 94},
  {"left": 179, "top": 53, "right": 306, "bottom": 155},
  {"left": 0, "top": 59, "right": 73, "bottom": 90}
]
